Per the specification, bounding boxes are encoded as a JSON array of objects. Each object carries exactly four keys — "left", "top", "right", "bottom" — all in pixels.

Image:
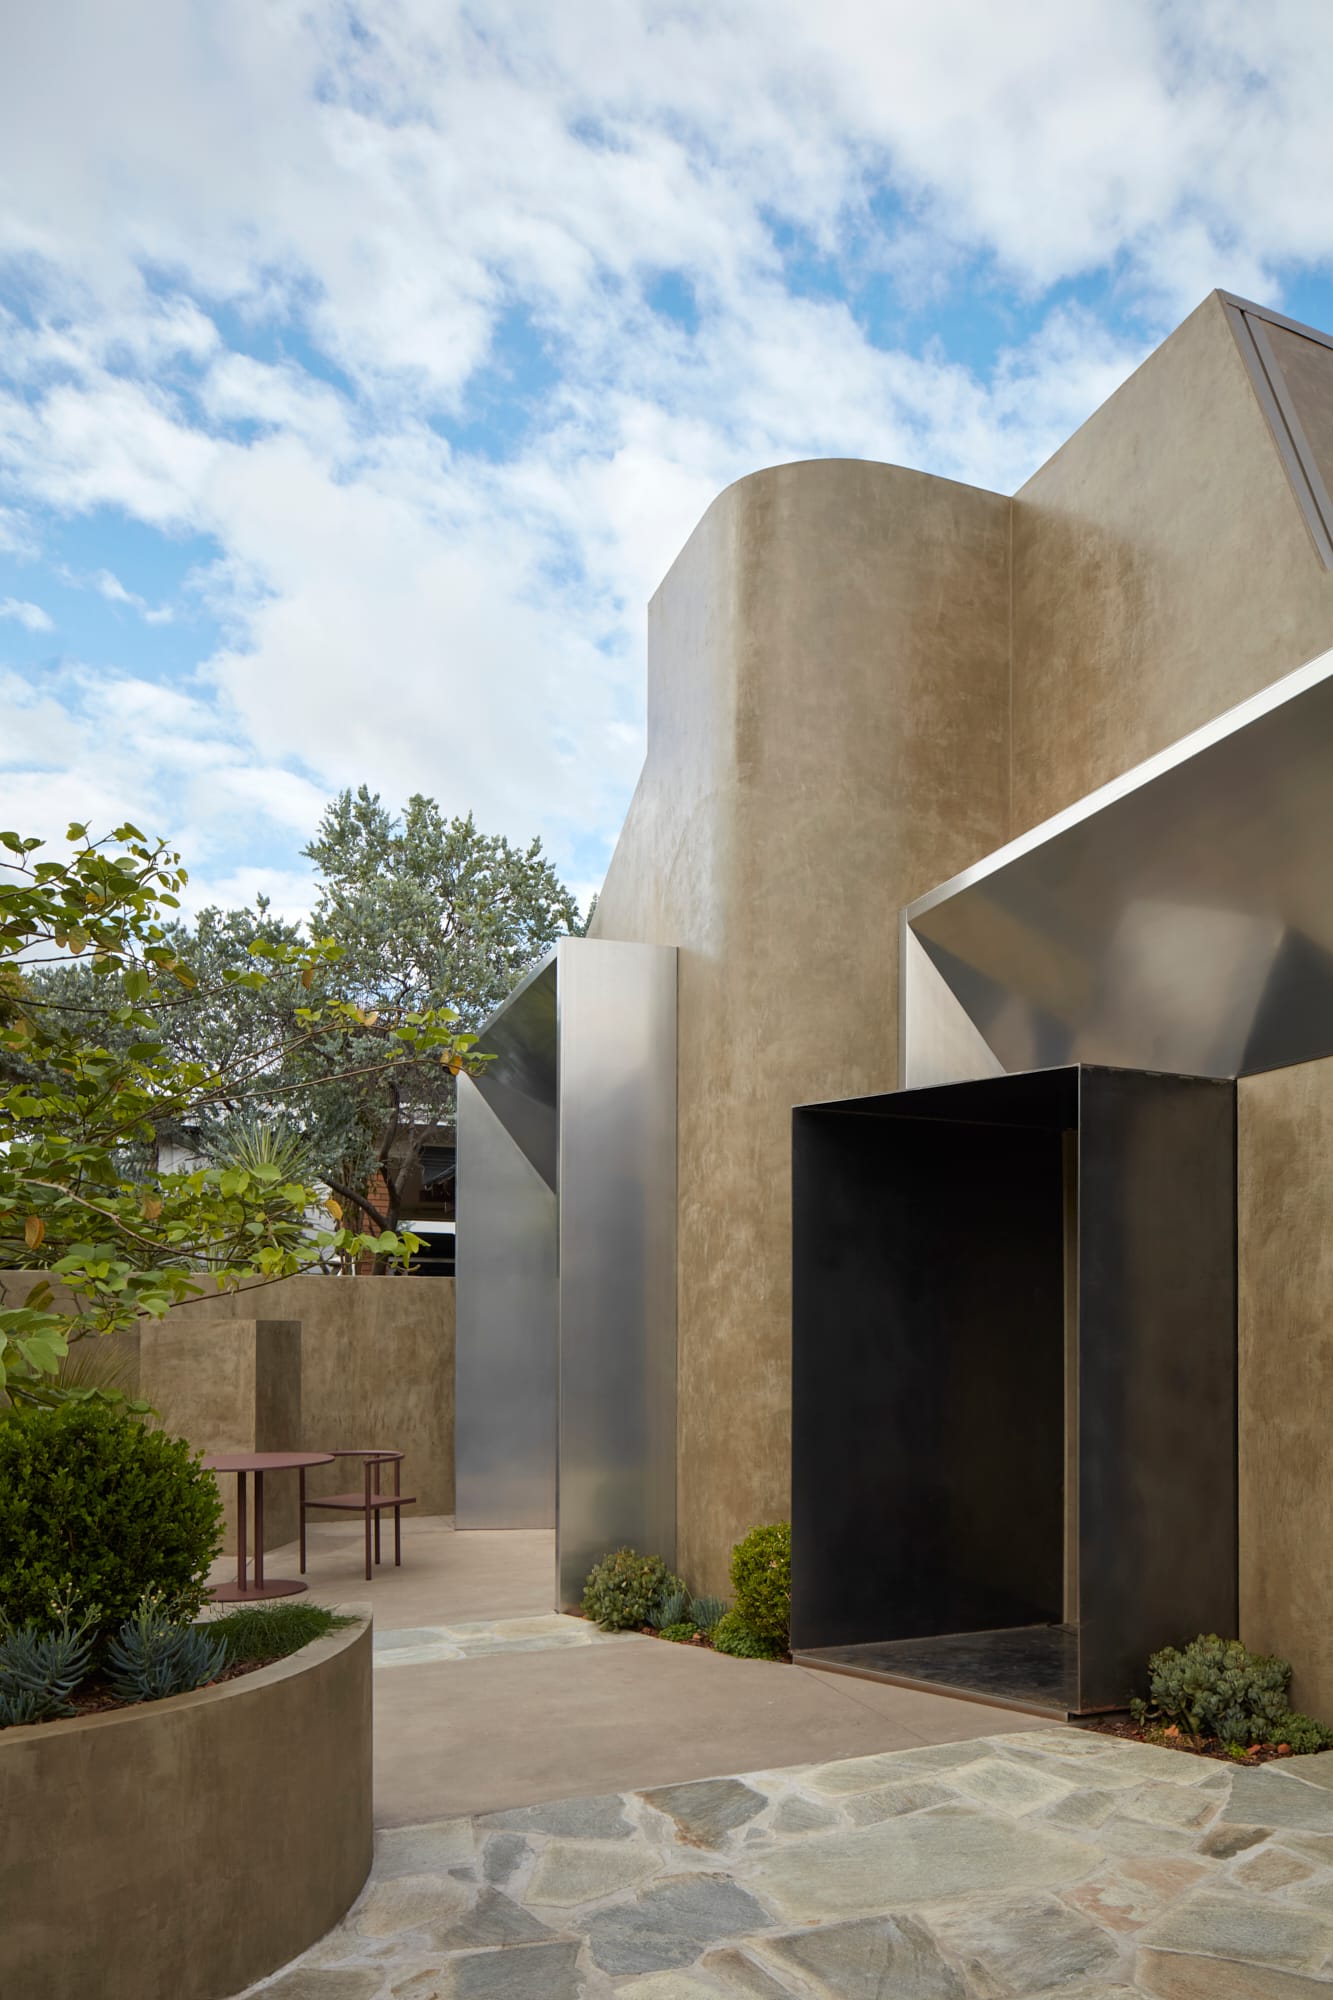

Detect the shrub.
[
  {"left": 689, "top": 1594, "right": 727, "bottom": 1635},
  {"left": 711, "top": 1608, "right": 782, "bottom": 1660},
  {"left": 730, "top": 1522, "right": 791, "bottom": 1644},
  {"left": 582, "top": 1549, "right": 684, "bottom": 1631},
  {"left": 1132, "top": 1635, "right": 1296, "bottom": 1746},
  {"left": 0, "top": 1404, "right": 224, "bottom": 1632},
  {"left": 1275, "top": 1709, "right": 1333, "bottom": 1755},
  {"left": 659, "top": 1621, "right": 698, "bottom": 1644},
  {"left": 106, "top": 1594, "right": 228, "bottom": 1704},
  {"left": 0, "top": 1606, "right": 96, "bottom": 1727},
  {"left": 210, "top": 1601, "right": 355, "bottom": 1665}
]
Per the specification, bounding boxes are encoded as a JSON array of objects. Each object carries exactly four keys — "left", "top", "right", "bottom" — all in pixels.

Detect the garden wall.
[
  {"left": 0, "top": 1272, "right": 455, "bottom": 1531},
  {"left": 0, "top": 1617, "right": 372, "bottom": 2000}
]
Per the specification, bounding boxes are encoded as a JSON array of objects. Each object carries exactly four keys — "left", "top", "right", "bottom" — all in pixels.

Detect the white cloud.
[
  {"left": 0, "top": 596, "right": 53, "bottom": 632},
  {"left": 0, "top": 0, "right": 1331, "bottom": 908}
]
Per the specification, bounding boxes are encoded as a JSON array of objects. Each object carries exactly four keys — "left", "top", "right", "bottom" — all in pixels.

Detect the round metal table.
[{"left": 202, "top": 1450, "right": 335, "bottom": 1601}]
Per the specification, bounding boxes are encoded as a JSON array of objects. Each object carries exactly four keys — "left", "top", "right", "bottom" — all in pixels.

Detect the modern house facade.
[{"left": 460, "top": 289, "right": 1333, "bottom": 1714}]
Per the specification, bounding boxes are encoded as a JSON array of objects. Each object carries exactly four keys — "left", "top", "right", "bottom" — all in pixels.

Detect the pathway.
[{"left": 240, "top": 1726, "right": 1333, "bottom": 1997}]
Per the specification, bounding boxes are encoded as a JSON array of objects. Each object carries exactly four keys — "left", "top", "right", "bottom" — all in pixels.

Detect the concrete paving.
[
  {"left": 239, "top": 1730, "right": 1333, "bottom": 1998},
  {"left": 231, "top": 1517, "right": 1053, "bottom": 1827}
]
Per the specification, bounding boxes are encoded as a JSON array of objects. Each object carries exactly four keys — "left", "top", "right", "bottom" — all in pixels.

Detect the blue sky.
[{"left": 3, "top": 0, "right": 1333, "bottom": 920}]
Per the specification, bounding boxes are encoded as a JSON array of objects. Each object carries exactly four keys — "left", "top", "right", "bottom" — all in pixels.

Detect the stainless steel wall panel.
[
  {"left": 904, "top": 645, "right": 1333, "bottom": 1086},
  {"left": 454, "top": 1073, "right": 558, "bottom": 1528},
  {"left": 555, "top": 937, "right": 678, "bottom": 1610}
]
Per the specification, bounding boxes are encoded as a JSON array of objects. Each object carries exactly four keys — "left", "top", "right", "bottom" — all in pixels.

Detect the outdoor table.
[{"left": 202, "top": 1450, "right": 335, "bottom": 1601}]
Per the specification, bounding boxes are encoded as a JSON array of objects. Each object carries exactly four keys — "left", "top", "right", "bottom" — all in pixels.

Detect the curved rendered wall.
[
  {"left": 592, "top": 458, "right": 1012, "bottom": 1591},
  {"left": 0, "top": 1619, "right": 372, "bottom": 2000}
]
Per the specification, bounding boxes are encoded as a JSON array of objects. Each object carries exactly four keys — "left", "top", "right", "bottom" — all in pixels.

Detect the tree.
[{"left": 0, "top": 822, "right": 488, "bottom": 1408}]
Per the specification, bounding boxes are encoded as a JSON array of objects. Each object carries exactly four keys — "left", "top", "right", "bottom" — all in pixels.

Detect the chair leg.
[
  {"left": 373, "top": 1457, "right": 382, "bottom": 1566},
  {"left": 394, "top": 1503, "right": 402, "bottom": 1567},
  {"left": 363, "top": 1459, "right": 372, "bottom": 1583},
  {"left": 299, "top": 1467, "right": 307, "bottom": 1576}
]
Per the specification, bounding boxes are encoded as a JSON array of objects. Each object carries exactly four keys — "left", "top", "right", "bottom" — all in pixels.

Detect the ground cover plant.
[
  {"left": 208, "top": 1601, "right": 356, "bottom": 1665},
  {"left": 1093, "top": 1633, "right": 1333, "bottom": 1763}
]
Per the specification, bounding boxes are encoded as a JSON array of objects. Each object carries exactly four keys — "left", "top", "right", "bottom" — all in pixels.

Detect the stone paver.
[{"left": 238, "top": 1737, "right": 1333, "bottom": 1999}]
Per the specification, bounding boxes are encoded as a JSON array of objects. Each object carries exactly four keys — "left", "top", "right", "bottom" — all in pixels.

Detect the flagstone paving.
[
  {"left": 372, "top": 1614, "right": 632, "bottom": 1669},
  {"left": 240, "top": 1731, "right": 1333, "bottom": 1997}
]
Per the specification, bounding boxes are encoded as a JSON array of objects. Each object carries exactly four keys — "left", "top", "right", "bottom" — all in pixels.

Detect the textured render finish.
[
  {"left": 172, "top": 1274, "right": 457, "bottom": 1515},
  {"left": 139, "top": 1316, "right": 302, "bottom": 1553},
  {"left": 1011, "top": 293, "right": 1333, "bottom": 832},
  {"left": 0, "top": 1618, "right": 372, "bottom": 2000},
  {"left": 593, "top": 459, "right": 1011, "bottom": 1590},
  {"left": 1237, "top": 1057, "right": 1333, "bottom": 1718}
]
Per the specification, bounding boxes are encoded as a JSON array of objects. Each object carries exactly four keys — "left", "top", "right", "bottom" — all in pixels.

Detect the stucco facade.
[{"left": 591, "top": 286, "right": 1333, "bottom": 1643}]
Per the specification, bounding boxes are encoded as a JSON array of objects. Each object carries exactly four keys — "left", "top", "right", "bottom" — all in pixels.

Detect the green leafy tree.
[{"left": 0, "top": 822, "right": 488, "bottom": 1407}]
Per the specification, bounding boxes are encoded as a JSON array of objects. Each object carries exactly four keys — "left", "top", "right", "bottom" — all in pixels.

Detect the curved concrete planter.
[{"left": 0, "top": 1615, "right": 372, "bottom": 2000}]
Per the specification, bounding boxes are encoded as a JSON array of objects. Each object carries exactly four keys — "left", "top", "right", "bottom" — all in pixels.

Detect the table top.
[{"left": 202, "top": 1451, "right": 336, "bottom": 1473}]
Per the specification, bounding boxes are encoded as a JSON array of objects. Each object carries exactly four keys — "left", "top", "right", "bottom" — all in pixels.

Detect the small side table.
[{"left": 203, "top": 1451, "right": 335, "bottom": 1601}]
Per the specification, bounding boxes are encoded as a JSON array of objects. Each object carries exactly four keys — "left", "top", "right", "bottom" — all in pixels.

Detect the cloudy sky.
[{"left": 3, "top": 2, "right": 1333, "bottom": 920}]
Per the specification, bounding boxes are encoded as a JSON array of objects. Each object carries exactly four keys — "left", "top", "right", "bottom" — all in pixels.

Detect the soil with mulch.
[
  {"left": 1085, "top": 1716, "right": 1301, "bottom": 1765},
  {"left": 56, "top": 1655, "right": 276, "bottom": 1720}
]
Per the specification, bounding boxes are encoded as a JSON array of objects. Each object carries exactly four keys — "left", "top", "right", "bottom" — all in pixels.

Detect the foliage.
[
  {"left": 1274, "top": 1709, "right": 1333, "bottom": 1755},
  {"left": 581, "top": 1548, "right": 685, "bottom": 1631},
  {"left": 0, "top": 1603, "right": 97, "bottom": 1726},
  {"left": 0, "top": 1403, "right": 223, "bottom": 1632},
  {"left": 647, "top": 1586, "right": 691, "bottom": 1631},
  {"left": 209, "top": 1601, "right": 356, "bottom": 1665},
  {"left": 689, "top": 1594, "right": 727, "bottom": 1635},
  {"left": 729, "top": 1522, "right": 791, "bottom": 1644},
  {"left": 1131, "top": 1634, "right": 1297, "bottom": 1746},
  {"left": 711, "top": 1609, "right": 783, "bottom": 1661},
  {"left": 659, "top": 1621, "right": 698, "bottom": 1644},
  {"left": 27, "top": 794, "right": 581, "bottom": 1252},
  {"left": 105, "top": 1591, "right": 227, "bottom": 1703},
  {"left": 2, "top": 823, "right": 488, "bottom": 1404}
]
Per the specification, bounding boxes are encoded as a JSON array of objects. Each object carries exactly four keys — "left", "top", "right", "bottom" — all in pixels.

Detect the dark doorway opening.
[{"left": 791, "top": 1065, "right": 1236, "bottom": 1717}]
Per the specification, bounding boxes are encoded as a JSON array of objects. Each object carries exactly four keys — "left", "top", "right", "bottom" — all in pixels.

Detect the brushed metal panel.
[
  {"left": 906, "top": 645, "right": 1333, "bottom": 1084},
  {"left": 555, "top": 937, "right": 678, "bottom": 1610},
  {"left": 454, "top": 1073, "right": 557, "bottom": 1529},
  {"left": 473, "top": 953, "right": 558, "bottom": 1190}
]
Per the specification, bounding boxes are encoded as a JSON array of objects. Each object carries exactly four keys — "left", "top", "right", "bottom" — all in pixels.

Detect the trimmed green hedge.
[
  {"left": 730, "top": 1521, "right": 790, "bottom": 1644},
  {"left": 0, "top": 1404, "right": 223, "bottom": 1632}
]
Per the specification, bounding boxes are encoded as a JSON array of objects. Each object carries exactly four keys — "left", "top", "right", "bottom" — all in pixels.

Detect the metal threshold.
[{"left": 793, "top": 1624, "right": 1082, "bottom": 1721}]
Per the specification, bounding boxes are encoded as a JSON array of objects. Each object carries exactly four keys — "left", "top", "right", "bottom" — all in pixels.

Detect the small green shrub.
[
  {"left": 0, "top": 1605, "right": 97, "bottom": 1726},
  {"left": 1132, "top": 1635, "right": 1297, "bottom": 1746},
  {"left": 689, "top": 1594, "right": 727, "bottom": 1635},
  {"left": 730, "top": 1522, "right": 791, "bottom": 1644},
  {"left": 581, "top": 1549, "right": 685, "bottom": 1631},
  {"left": 0, "top": 1404, "right": 223, "bottom": 1632},
  {"left": 1274, "top": 1709, "right": 1333, "bottom": 1755},
  {"left": 711, "top": 1608, "right": 782, "bottom": 1660},
  {"left": 648, "top": 1587, "right": 691, "bottom": 1632},
  {"left": 209, "top": 1601, "right": 355, "bottom": 1665},
  {"left": 106, "top": 1594, "right": 227, "bottom": 1704},
  {"left": 659, "top": 1621, "right": 698, "bottom": 1644}
]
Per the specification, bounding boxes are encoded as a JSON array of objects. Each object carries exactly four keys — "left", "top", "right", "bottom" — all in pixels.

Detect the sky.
[{"left": 3, "top": 2, "right": 1333, "bottom": 923}]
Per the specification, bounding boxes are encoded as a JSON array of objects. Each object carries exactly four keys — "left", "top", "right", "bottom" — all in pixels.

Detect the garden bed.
[
  {"left": 0, "top": 1611, "right": 372, "bottom": 2000},
  {"left": 1086, "top": 1717, "right": 1307, "bottom": 1765}
]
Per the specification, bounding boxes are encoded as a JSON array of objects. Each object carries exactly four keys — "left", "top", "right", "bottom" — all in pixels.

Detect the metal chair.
[{"left": 299, "top": 1449, "right": 416, "bottom": 1582}]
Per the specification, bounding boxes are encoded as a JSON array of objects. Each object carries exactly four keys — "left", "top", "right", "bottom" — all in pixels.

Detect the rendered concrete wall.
[
  {"left": 1237, "top": 1057, "right": 1333, "bottom": 1718},
  {"left": 0, "top": 1272, "right": 455, "bottom": 1519},
  {"left": 0, "top": 1618, "right": 372, "bottom": 2000},
  {"left": 170, "top": 1275, "right": 456, "bottom": 1516},
  {"left": 1011, "top": 293, "right": 1333, "bottom": 832},
  {"left": 139, "top": 1316, "right": 302, "bottom": 1554},
  {"left": 593, "top": 459, "right": 1011, "bottom": 1591}
]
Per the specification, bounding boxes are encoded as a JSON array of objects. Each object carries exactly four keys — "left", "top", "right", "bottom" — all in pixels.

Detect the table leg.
[
  {"left": 395, "top": 1503, "right": 402, "bottom": 1566},
  {"left": 363, "top": 1458, "right": 373, "bottom": 1583},
  {"left": 299, "top": 1466, "right": 307, "bottom": 1575},
  {"left": 236, "top": 1471, "right": 248, "bottom": 1592},
  {"left": 254, "top": 1470, "right": 265, "bottom": 1589}
]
